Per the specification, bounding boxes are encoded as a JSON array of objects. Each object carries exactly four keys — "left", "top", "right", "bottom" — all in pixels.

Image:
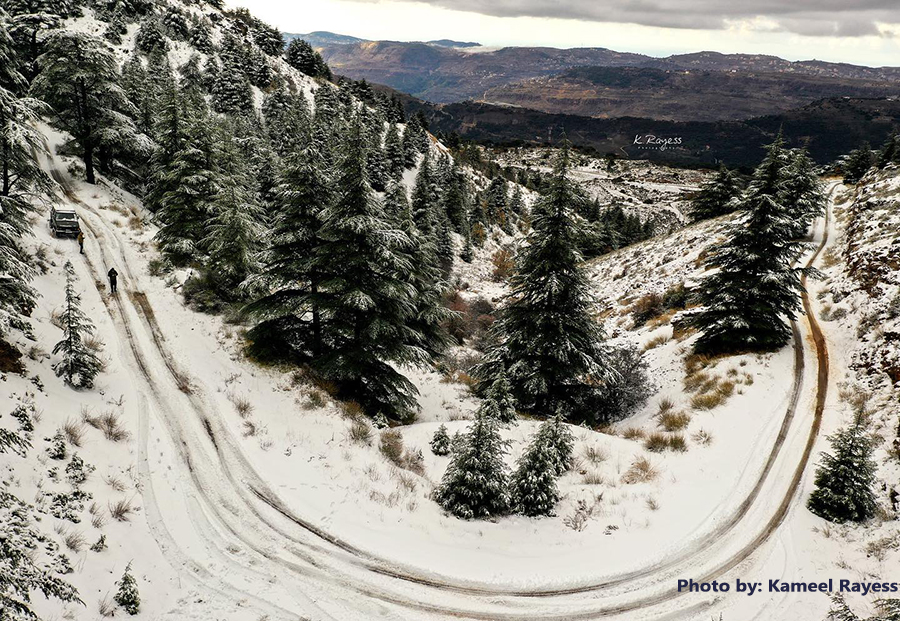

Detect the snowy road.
[{"left": 46, "top": 147, "right": 838, "bottom": 620}]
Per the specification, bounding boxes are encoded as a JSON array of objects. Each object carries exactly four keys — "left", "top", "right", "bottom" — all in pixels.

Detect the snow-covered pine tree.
[
  {"left": 114, "top": 562, "right": 140, "bottom": 615},
  {"left": 0, "top": 10, "right": 50, "bottom": 337},
  {"left": 485, "top": 176, "right": 507, "bottom": 227},
  {"left": 433, "top": 398, "right": 510, "bottom": 519},
  {"left": 285, "top": 39, "right": 330, "bottom": 79},
  {"left": 442, "top": 161, "right": 468, "bottom": 234},
  {"left": 34, "top": 30, "right": 145, "bottom": 184},
  {"left": 511, "top": 427, "right": 560, "bottom": 517},
  {"left": 807, "top": 424, "right": 878, "bottom": 524},
  {"left": 411, "top": 149, "right": 440, "bottom": 245},
  {"left": 474, "top": 146, "right": 617, "bottom": 420},
  {"left": 53, "top": 262, "right": 103, "bottom": 389},
  {"left": 310, "top": 116, "right": 426, "bottom": 419},
  {"left": 478, "top": 376, "right": 517, "bottom": 425},
  {"left": 147, "top": 100, "right": 219, "bottom": 265},
  {"left": 535, "top": 413, "right": 575, "bottom": 476},
  {"left": 262, "top": 85, "right": 309, "bottom": 157},
  {"left": 203, "top": 127, "right": 263, "bottom": 295},
  {"left": 384, "top": 122, "right": 404, "bottom": 180},
  {"left": 688, "top": 165, "right": 742, "bottom": 222},
  {"left": 0, "top": 490, "right": 81, "bottom": 618},
  {"left": 430, "top": 424, "right": 451, "bottom": 456},
  {"left": 244, "top": 129, "right": 329, "bottom": 362},
  {"left": 5, "top": 0, "right": 63, "bottom": 83},
  {"left": 780, "top": 148, "right": 825, "bottom": 240},
  {"left": 212, "top": 34, "right": 253, "bottom": 114},
  {"left": 388, "top": 180, "right": 452, "bottom": 359},
  {"left": 843, "top": 143, "right": 873, "bottom": 184},
  {"left": 686, "top": 135, "right": 810, "bottom": 354},
  {"left": 508, "top": 184, "right": 525, "bottom": 219}
]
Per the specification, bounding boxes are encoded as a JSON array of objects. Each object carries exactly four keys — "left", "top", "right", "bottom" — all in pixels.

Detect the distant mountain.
[
  {"left": 389, "top": 92, "right": 900, "bottom": 167},
  {"left": 427, "top": 39, "right": 480, "bottom": 48},
  {"left": 313, "top": 37, "right": 900, "bottom": 114},
  {"left": 484, "top": 66, "right": 899, "bottom": 122},
  {"left": 284, "top": 31, "right": 368, "bottom": 47}
]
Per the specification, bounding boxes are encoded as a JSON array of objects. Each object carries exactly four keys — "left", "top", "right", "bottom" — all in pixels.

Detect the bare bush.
[{"left": 228, "top": 393, "right": 253, "bottom": 418}]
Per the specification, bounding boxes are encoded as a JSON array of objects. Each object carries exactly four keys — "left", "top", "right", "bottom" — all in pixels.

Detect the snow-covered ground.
[{"left": 5, "top": 122, "right": 897, "bottom": 620}]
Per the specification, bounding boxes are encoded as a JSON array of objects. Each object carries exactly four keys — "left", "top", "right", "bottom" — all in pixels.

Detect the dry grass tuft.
[
  {"left": 583, "top": 444, "right": 608, "bottom": 465},
  {"left": 644, "top": 334, "right": 671, "bottom": 350},
  {"left": 621, "top": 427, "right": 646, "bottom": 440},
  {"left": 658, "top": 411, "right": 691, "bottom": 432},
  {"left": 348, "top": 418, "right": 373, "bottom": 446},
  {"left": 582, "top": 471, "right": 606, "bottom": 485},
  {"left": 657, "top": 397, "right": 676, "bottom": 415},
  {"left": 228, "top": 393, "right": 253, "bottom": 418},
  {"left": 63, "top": 420, "right": 85, "bottom": 447},
  {"left": 692, "top": 429, "right": 714, "bottom": 446},
  {"left": 622, "top": 457, "right": 659, "bottom": 484},
  {"left": 64, "top": 530, "right": 85, "bottom": 552},
  {"left": 108, "top": 498, "right": 133, "bottom": 522}
]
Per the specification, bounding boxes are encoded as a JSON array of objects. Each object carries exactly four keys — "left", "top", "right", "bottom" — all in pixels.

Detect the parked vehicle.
[{"left": 49, "top": 206, "right": 81, "bottom": 238}]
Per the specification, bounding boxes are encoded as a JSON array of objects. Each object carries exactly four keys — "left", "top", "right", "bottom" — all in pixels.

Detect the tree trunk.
[
  {"left": 84, "top": 139, "right": 95, "bottom": 185},
  {"left": 311, "top": 281, "right": 321, "bottom": 357}
]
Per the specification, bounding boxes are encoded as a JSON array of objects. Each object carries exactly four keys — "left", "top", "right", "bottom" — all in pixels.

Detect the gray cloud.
[{"left": 364, "top": 0, "right": 900, "bottom": 36}]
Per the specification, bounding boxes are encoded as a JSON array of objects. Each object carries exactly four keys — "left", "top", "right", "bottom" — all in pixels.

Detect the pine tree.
[
  {"left": 474, "top": 147, "right": 617, "bottom": 419},
  {"left": 485, "top": 176, "right": 507, "bottom": 226},
  {"left": 511, "top": 428, "right": 560, "bottom": 517},
  {"left": 478, "top": 376, "right": 517, "bottom": 425},
  {"left": 686, "top": 135, "right": 810, "bottom": 354},
  {"left": 53, "top": 262, "right": 103, "bottom": 389},
  {"left": 285, "top": 39, "right": 330, "bottom": 79},
  {"left": 876, "top": 133, "right": 899, "bottom": 169},
  {"left": 0, "top": 10, "right": 49, "bottom": 336},
  {"left": 114, "top": 562, "right": 140, "bottom": 615},
  {"left": 384, "top": 122, "right": 404, "bottom": 180},
  {"left": 34, "top": 31, "right": 145, "bottom": 184},
  {"left": 430, "top": 424, "right": 451, "bottom": 456},
  {"left": 5, "top": 0, "right": 63, "bottom": 83},
  {"left": 433, "top": 398, "right": 510, "bottom": 519},
  {"left": 245, "top": 132, "right": 328, "bottom": 362},
  {"left": 212, "top": 34, "right": 253, "bottom": 114},
  {"left": 203, "top": 128, "right": 263, "bottom": 295},
  {"left": 843, "top": 143, "right": 873, "bottom": 184},
  {"left": 310, "top": 117, "right": 426, "bottom": 419},
  {"left": 508, "top": 185, "right": 525, "bottom": 219},
  {"left": 0, "top": 489, "right": 81, "bottom": 618},
  {"left": 807, "top": 425, "right": 878, "bottom": 524},
  {"left": 780, "top": 148, "right": 825, "bottom": 239},
  {"left": 688, "top": 165, "right": 742, "bottom": 222},
  {"left": 535, "top": 413, "right": 575, "bottom": 476},
  {"left": 151, "top": 109, "right": 218, "bottom": 264},
  {"left": 442, "top": 162, "right": 468, "bottom": 233},
  {"left": 388, "top": 180, "right": 453, "bottom": 359}
]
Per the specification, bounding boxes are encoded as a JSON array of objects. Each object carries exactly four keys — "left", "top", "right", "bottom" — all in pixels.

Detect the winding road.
[{"left": 47, "top": 153, "right": 837, "bottom": 620}]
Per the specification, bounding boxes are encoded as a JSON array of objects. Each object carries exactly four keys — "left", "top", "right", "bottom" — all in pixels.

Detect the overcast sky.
[{"left": 228, "top": 0, "right": 900, "bottom": 67}]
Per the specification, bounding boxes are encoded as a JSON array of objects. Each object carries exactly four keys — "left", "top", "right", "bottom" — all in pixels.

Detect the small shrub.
[
  {"left": 646, "top": 496, "right": 661, "bottom": 511},
  {"left": 631, "top": 293, "right": 665, "bottom": 326},
  {"left": 563, "top": 499, "right": 597, "bottom": 532},
  {"left": 65, "top": 453, "right": 95, "bottom": 485},
  {"left": 99, "top": 411, "right": 128, "bottom": 442},
  {"left": 490, "top": 247, "right": 515, "bottom": 282},
  {"left": 662, "top": 282, "right": 689, "bottom": 310},
  {"left": 658, "top": 411, "right": 691, "bottom": 432},
  {"left": 430, "top": 424, "right": 451, "bottom": 456},
  {"left": 99, "top": 596, "right": 115, "bottom": 617},
  {"left": 114, "top": 562, "right": 140, "bottom": 615},
  {"left": 339, "top": 401, "right": 364, "bottom": 419},
  {"left": 621, "top": 456, "right": 659, "bottom": 484},
  {"left": 47, "top": 430, "right": 67, "bottom": 460}
]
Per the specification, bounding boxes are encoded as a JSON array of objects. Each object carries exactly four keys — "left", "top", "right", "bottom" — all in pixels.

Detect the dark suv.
[{"left": 49, "top": 207, "right": 81, "bottom": 238}]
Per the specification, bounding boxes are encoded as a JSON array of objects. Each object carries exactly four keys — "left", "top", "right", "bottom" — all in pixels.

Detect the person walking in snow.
[
  {"left": 108, "top": 267, "right": 118, "bottom": 294},
  {"left": 77, "top": 231, "right": 84, "bottom": 254}
]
